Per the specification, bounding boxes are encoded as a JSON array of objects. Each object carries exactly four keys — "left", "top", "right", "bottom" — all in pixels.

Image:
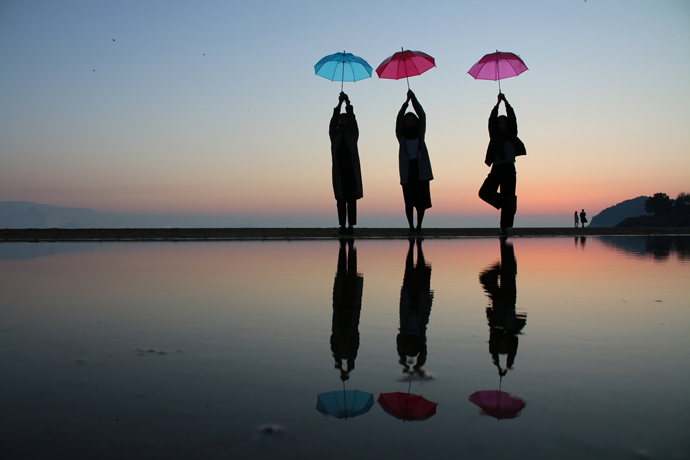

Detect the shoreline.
[{"left": 1, "top": 227, "right": 689, "bottom": 242}]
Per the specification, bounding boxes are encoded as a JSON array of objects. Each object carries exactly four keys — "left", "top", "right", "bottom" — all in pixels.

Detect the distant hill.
[
  {"left": 589, "top": 196, "right": 650, "bottom": 227},
  {"left": 0, "top": 201, "right": 114, "bottom": 229}
]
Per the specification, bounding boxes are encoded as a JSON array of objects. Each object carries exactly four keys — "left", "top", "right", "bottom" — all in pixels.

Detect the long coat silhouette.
[{"left": 330, "top": 239, "right": 364, "bottom": 381}]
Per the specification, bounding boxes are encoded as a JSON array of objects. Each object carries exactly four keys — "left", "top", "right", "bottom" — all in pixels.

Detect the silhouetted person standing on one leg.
[
  {"left": 396, "top": 90, "right": 433, "bottom": 235},
  {"left": 479, "top": 93, "right": 526, "bottom": 235},
  {"left": 579, "top": 209, "right": 587, "bottom": 228},
  {"left": 329, "top": 92, "right": 363, "bottom": 235},
  {"left": 479, "top": 237, "right": 526, "bottom": 377}
]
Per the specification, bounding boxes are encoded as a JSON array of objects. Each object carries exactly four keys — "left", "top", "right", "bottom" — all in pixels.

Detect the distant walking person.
[
  {"left": 396, "top": 90, "right": 433, "bottom": 235},
  {"left": 574, "top": 211, "right": 579, "bottom": 228},
  {"left": 329, "top": 92, "right": 363, "bottom": 235},
  {"left": 579, "top": 209, "right": 587, "bottom": 228},
  {"left": 478, "top": 93, "right": 526, "bottom": 235}
]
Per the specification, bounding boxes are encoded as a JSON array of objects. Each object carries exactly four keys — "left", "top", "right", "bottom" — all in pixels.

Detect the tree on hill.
[
  {"left": 644, "top": 193, "right": 674, "bottom": 216},
  {"left": 675, "top": 192, "right": 690, "bottom": 215}
]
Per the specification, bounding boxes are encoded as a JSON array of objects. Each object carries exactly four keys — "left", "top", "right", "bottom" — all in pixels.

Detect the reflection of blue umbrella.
[
  {"left": 315, "top": 51, "right": 373, "bottom": 91},
  {"left": 316, "top": 389, "right": 374, "bottom": 420}
]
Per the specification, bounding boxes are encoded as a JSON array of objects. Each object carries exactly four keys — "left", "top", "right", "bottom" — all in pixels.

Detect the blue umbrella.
[
  {"left": 314, "top": 51, "right": 373, "bottom": 91},
  {"left": 316, "top": 389, "right": 374, "bottom": 420}
]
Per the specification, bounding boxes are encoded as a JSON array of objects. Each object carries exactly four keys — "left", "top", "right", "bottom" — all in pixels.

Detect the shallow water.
[{"left": 1, "top": 236, "right": 688, "bottom": 460}]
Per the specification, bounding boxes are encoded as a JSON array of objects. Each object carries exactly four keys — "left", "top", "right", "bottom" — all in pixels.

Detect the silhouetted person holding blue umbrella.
[
  {"left": 331, "top": 238, "right": 363, "bottom": 381},
  {"left": 329, "top": 92, "right": 363, "bottom": 235},
  {"left": 479, "top": 93, "right": 526, "bottom": 235},
  {"left": 397, "top": 90, "right": 433, "bottom": 235}
]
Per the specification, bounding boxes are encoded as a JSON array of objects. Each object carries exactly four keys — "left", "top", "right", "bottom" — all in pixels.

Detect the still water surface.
[{"left": 1, "top": 237, "right": 688, "bottom": 459}]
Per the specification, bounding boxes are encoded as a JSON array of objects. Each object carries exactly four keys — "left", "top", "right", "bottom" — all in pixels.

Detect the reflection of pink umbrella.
[
  {"left": 378, "top": 391, "right": 437, "bottom": 422},
  {"left": 469, "top": 390, "right": 526, "bottom": 420},
  {"left": 467, "top": 51, "right": 528, "bottom": 92},
  {"left": 376, "top": 48, "right": 436, "bottom": 90}
]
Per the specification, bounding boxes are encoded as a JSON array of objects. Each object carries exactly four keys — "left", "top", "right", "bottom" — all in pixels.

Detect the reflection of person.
[
  {"left": 479, "top": 237, "right": 526, "bottom": 376},
  {"left": 478, "top": 93, "right": 526, "bottom": 235},
  {"left": 574, "top": 211, "right": 579, "bottom": 228},
  {"left": 397, "top": 238, "right": 434, "bottom": 377},
  {"left": 579, "top": 209, "right": 587, "bottom": 228},
  {"left": 396, "top": 90, "right": 433, "bottom": 235},
  {"left": 329, "top": 92, "right": 363, "bottom": 235},
  {"left": 330, "top": 239, "right": 364, "bottom": 381}
]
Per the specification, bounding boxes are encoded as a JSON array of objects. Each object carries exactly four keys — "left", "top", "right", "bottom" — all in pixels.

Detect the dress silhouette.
[
  {"left": 397, "top": 238, "right": 434, "bottom": 377},
  {"left": 396, "top": 90, "right": 433, "bottom": 234},
  {"left": 330, "top": 239, "right": 364, "bottom": 381},
  {"left": 329, "top": 92, "right": 363, "bottom": 235},
  {"left": 479, "top": 238, "right": 527, "bottom": 376},
  {"left": 574, "top": 211, "right": 579, "bottom": 228},
  {"left": 478, "top": 93, "right": 526, "bottom": 235}
]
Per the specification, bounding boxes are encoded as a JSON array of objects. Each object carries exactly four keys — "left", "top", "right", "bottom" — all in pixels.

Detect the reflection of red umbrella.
[
  {"left": 469, "top": 390, "right": 525, "bottom": 420},
  {"left": 376, "top": 48, "right": 436, "bottom": 90},
  {"left": 378, "top": 391, "right": 437, "bottom": 422},
  {"left": 467, "top": 50, "right": 528, "bottom": 92}
]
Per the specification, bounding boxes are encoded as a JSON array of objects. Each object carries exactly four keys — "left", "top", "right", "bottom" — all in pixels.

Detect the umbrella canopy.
[
  {"left": 469, "top": 390, "right": 526, "bottom": 420},
  {"left": 376, "top": 49, "right": 435, "bottom": 89},
  {"left": 378, "top": 391, "right": 437, "bottom": 422},
  {"left": 315, "top": 51, "right": 373, "bottom": 91},
  {"left": 316, "top": 390, "right": 374, "bottom": 420},
  {"left": 467, "top": 51, "right": 528, "bottom": 92}
]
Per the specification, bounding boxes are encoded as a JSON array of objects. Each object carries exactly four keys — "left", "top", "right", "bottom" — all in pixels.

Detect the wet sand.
[{"left": 2, "top": 227, "right": 689, "bottom": 242}]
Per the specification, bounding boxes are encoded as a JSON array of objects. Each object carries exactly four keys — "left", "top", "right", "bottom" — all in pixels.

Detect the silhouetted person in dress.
[
  {"left": 396, "top": 90, "right": 433, "bottom": 235},
  {"left": 579, "top": 209, "right": 587, "bottom": 228},
  {"left": 330, "top": 92, "right": 363, "bottom": 235},
  {"left": 479, "top": 93, "right": 526, "bottom": 235},
  {"left": 574, "top": 211, "right": 579, "bottom": 228},
  {"left": 479, "top": 237, "right": 526, "bottom": 377},
  {"left": 397, "top": 238, "right": 434, "bottom": 377},
  {"left": 330, "top": 239, "right": 363, "bottom": 381}
]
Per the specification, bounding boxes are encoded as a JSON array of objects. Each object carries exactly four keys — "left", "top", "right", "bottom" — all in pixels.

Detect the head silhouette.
[
  {"left": 403, "top": 113, "right": 420, "bottom": 138},
  {"left": 338, "top": 113, "right": 349, "bottom": 130},
  {"left": 497, "top": 115, "right": 508, "bottom": 133}
]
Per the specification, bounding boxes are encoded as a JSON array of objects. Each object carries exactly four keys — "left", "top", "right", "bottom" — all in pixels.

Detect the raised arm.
[
  {"left": 395, "top": 99, "right": 408, "bottom": 139},
  {"left": 329, "top": 92, "right": 348, "bottom": 140},
  {"left": 504, "top": 101, "right": 518, "bottom": 136},
  {"left": 343, "top": 94, "right": 358, "bottom": 140}
]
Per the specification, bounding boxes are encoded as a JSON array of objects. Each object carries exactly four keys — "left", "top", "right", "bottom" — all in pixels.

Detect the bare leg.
[
  {"left": 405, "top": 205, "right": 414, "bottom": 230},
  {"left": 416, "top": 208, "right": 425, "bottom": 232}
]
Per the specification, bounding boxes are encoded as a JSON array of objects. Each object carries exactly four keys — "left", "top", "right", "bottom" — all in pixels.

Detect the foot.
[
  {"left": 416, "top": 228, "right": 424, "bottom": 235},
  {"left": 499, "top": 228, "right": 509, "bottom": 236},
  {"left": 347, "top": 226, "right": 354, "bottom": 235},
  {"left": 339, "top": 226, "right": 346, "bottom": 235}
]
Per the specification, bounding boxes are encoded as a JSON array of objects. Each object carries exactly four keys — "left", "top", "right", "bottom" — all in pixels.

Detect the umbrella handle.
[
  {"left": 496, "top": 50, "right": 501, "bottom": 93},
  {"left": 400, "top": 47, "right": 410, "bottom": 90},
  {"left": 341, "top": 50, "right": 345, "bottom": 92}
]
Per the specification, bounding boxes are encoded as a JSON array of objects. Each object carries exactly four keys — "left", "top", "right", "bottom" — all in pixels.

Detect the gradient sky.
[{"left": 1, "top": 0, "right": 689, "bottom": 227}]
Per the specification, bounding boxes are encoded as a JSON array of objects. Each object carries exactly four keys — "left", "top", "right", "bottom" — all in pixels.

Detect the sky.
[{"left": 1, "top": 0, "right": 689, "bottom": 228}]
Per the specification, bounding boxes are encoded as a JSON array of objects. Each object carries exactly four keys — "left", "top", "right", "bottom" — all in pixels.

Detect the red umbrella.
[
  {"left": 378, "top": 391, "right": 437, "bottom": 422},
  {"left": 469, "top": 390, "right": 526, "bottom": 420},
  {"left": 467, "top": 50, "right": 528, "bottom": 92},
  {"left": 376, "top": 48, "right": 436, "bottom": 90}
]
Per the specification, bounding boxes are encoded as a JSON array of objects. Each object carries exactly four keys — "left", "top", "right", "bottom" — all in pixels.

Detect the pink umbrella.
[
  {"left": 467, "top": 50, "right": 528, "bottom": 92},
  {"left": 469, "top": 390, "right": 526, "bottom": 420},
  {"left": 376, "top": 48, "right": 436, "bottom": 90}
]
